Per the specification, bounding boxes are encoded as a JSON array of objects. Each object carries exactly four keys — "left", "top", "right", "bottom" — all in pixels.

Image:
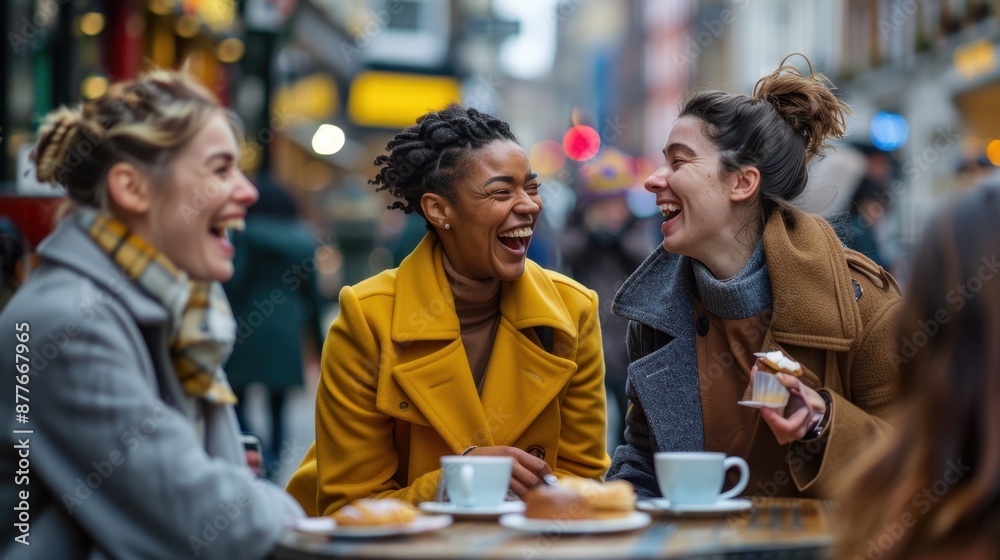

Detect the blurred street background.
[{"left": 3, "top": 0, "right": 1000, "bottom": 485}]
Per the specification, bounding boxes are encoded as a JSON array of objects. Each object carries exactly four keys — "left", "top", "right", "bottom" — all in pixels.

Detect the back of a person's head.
[
  {"left": 250, "top": 176, "right": 298, "bottom": 220},
  {"left": 900, "top": 182, "right": 1000, "bottom": 452},
  {"left": 680, "top": 54, "right": 850, "bottom": 226},
  {"left": 849, "top": 177, "right": 891, "bottom": 217},
  {"left": 32, "top": 69, "right": 227, "bottom": 209},
  {"left": 838, "top": 182, "right": 1000, "bottom": 558}
]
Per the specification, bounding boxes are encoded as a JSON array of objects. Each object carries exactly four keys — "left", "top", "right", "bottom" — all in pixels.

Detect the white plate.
[
  {"left": 419, "top": 501, "right": 525, "bottom": 518},
  {"left": 638, "top": 498, "right": 753, "bottom": 516},
  {"left": 737, "top": 400, "right": 785, "bottom": 409},
  {"left": 289, "top": 514, "right": 453, "bottom": 538},
  {"left": 498, "top": 512, "right": 651, "bottom": 534}
]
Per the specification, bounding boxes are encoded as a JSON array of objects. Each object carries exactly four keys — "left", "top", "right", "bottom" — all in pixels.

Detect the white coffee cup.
[
  {"left": 440, "top": 456, "right": 512, "bottom": 508},
  {"left": 654, "top": 452, "right": 750, "bottom": 506}
]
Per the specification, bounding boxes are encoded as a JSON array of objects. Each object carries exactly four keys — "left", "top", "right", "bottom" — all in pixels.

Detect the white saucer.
[
  {"left": 498, "top": 512, "right": 651, "bottom": 534},
  {"left": 638, "top": 498, "right": 753, "bottom": 516},
  {"left": 289, "top": 514, "right": 453, "bottom": 538},
  {"left": 737, "top": 400, "right": 785, "bottom": 409},
  {"left": 418, "top": 501, "right": 525, "bottom": 518}
]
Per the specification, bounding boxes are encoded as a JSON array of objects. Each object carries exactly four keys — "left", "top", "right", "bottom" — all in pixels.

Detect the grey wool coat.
[{"left": 0, "top": 215, "right": 302, "bottom": 560}]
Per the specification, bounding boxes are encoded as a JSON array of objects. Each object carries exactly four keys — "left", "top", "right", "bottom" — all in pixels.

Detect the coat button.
[
  {"left": 696, "top": 316, "right": 710, "bottom": 337},
  {"left": 526, "top": 445, "right": 546, "bottom": 460},
  {"left": 399, "top": 402, "right": 408, "bottom": 411}
]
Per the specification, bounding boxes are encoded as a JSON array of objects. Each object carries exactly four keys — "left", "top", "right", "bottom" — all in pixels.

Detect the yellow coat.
[{"left": 287, "top": 233, "right": 610, "bottom": 515}]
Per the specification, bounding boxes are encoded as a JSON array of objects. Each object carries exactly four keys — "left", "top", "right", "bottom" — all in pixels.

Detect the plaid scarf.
[{"left": 77, "top": 208, "right": 238, "bottom": 404}]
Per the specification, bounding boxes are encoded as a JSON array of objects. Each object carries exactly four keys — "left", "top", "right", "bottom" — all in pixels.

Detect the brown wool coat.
[{"left": 607, "top": 207, "right": 905, "bottom": 499}]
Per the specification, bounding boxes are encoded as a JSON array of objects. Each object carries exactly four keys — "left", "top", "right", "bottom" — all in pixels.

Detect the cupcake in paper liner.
[
  {"left": 738, "top": 370, "right": 790, "bottom": 409},
  {"left": 753, "top": 351, "right": 803, "bottom": 377}
]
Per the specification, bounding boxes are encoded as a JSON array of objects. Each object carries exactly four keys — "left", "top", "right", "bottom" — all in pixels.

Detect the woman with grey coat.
[{"left": 0, "top": 70, "right": 302, "bottom": 560}]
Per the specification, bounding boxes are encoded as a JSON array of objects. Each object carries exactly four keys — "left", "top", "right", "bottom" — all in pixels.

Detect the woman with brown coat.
[{"left": 607, "top": 56, "right": 904, "bottom": 499}]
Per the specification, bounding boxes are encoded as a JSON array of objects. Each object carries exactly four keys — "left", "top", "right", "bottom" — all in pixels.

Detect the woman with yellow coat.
[{"left": 287, "top": 105, "right": 610, "bottom": 516}]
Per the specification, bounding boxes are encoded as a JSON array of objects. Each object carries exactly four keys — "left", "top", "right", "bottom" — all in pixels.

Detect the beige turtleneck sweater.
[{"left": 441, "top": 253, "right": 501, "bottom": 394}]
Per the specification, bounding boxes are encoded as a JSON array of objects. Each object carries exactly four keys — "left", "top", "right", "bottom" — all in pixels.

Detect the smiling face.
[
  {"left": 431, "top": 140, "right": 542, "bottom": 282},
  {"left": 645, "top": 116, "right": 752, "bottom": 263},
  {"left": 146, "top": 111, "right": 259, "bottom": 282}
]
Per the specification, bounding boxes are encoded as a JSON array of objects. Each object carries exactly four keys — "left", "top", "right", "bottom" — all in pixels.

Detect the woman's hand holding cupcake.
[{"left": 751, "top": 355, "right": 829, "bottom": 444}]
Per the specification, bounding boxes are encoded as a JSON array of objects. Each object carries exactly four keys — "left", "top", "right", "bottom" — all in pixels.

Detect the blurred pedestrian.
[
  {"left": 224, "top": 177, "right": 327, "bottom": 474},
  {"left": 560, "top": 190, "right": 650, "bottom": 449},
  {"left": 0, "top": 219, "right": 27, "bottom": 310},
  {"left": 286, "top": 105, "right": 610, "bottom": 515},
  {"left": 0, "top": 70, "right": 302, "bottom": 559},
  {"left": 839, "top": 176, "right": 892, "bottom": 269},
  {"left": 608, "top": 55, "right": 904, "bottom": 499},
  {"left": 838, "top": 182, "right": 1000, "bottom": 559}
]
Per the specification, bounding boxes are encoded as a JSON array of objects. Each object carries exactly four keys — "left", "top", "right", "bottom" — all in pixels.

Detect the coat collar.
[
  {"left": 382, "top": 232, "right": 579, "bottom": 454},
  {"left": 614, "top": 207, "right": 861, "bottom": 352},
  {"left": 36, "top": 212, "right": 169, "bottom": 326},
  {"left": 612, "top": 244, "right": 693, "bottom": 337},
  {"left": 391, "top": 232, "right": 577, "bottom": 343}
]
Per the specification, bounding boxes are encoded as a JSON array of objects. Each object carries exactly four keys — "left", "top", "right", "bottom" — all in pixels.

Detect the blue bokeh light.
[{"left": 870, "top": 112, "right": 909, "bottom": 151}]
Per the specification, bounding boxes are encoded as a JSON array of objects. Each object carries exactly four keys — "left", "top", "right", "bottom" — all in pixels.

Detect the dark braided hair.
[{"left": 370, "top": 104, "right": 518, "bottom": 219}]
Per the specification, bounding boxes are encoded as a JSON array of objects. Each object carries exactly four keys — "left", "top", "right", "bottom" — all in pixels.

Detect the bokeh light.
[
  {"left": 216, "top": 38, "right": 245, "bottom": 63},
  {"left": 81, "top": 75, "right": 109, "bottom": 99},
  {"left": 311, "top": 124, "right": 346, "bottom": 156},
  {"left": 529, "top": 140, "right": 566, "bottom": 174},
  {"left": 79, "top": 12, "right": 105, "bottom": 36},
  {"left": 175, "top": 15, "right": 199, "bottom": 38},
  {"left": 987, "top": 140, "right": 1000, "bottom": 166},
  {"left": 563, "top": 125, "right": 601, "bottom": 162},
  {"left": 869, "top": 112, "right": 909, "bottom": 152}
]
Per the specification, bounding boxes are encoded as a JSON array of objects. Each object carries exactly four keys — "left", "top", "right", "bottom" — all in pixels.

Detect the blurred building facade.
[
  {"left": 5, "top": 0, "right": 1000, "bottom": 284},
  {"left": 676, "top": 0, "right": 1000, "bottom": 280}
]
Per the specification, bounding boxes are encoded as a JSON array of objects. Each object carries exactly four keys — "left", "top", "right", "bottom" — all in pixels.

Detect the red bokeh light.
[{"left": 562, "top": 125, "right": 601, "bottom": 162}]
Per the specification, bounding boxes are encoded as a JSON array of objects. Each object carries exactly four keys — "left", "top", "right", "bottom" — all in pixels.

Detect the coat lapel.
[
  {"left": 479, "top": 259, "right": 580, "bottom": 444},
  {"left": 479, "top": 318, "right": 576, "bottom": 445},
  {"left": 613, "top": 247, "right": 705, "bottom": 452},
  {"left": 764, "top": 211, "right": 862, "bottom": 352},
  {"left": 384, "top": 236, "right": 580, "bottom": 453},
  {"left": 384, "top": 234, "right": 491, "bottom": 452},
  {"left": 388, "top": 339, "right": 494, "bottom": 451}
]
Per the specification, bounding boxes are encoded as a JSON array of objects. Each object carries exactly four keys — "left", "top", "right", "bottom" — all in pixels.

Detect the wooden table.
[{"left": 272, "top": 498, "right": 836, "bottom": 559}]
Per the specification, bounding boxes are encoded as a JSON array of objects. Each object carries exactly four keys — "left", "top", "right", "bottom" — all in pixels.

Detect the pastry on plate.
[
  {"left": 332, "top": 498, "right": 420, "bottom": 526},
  {"left": 559, "top": 477, "right": 636, "bottom": 519}
]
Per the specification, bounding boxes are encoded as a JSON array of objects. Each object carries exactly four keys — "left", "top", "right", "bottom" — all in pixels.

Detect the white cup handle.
[
  {"left": 457, "top": 464, "right": 474, "bottom": 505},
  {"left": 718, "top": 457, "right": 750, "bottom": 501}
]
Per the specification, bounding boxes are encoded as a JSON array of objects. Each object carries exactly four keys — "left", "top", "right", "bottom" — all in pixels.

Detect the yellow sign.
[
  {"left": 348, "top": 72, "right": 461, "bottom": 129},
  {"left": 274, "top": 74, "right": 339, "bottom": 121},
  {"left": 954, "top": 40, "right": 997, "bottom": 81}
]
